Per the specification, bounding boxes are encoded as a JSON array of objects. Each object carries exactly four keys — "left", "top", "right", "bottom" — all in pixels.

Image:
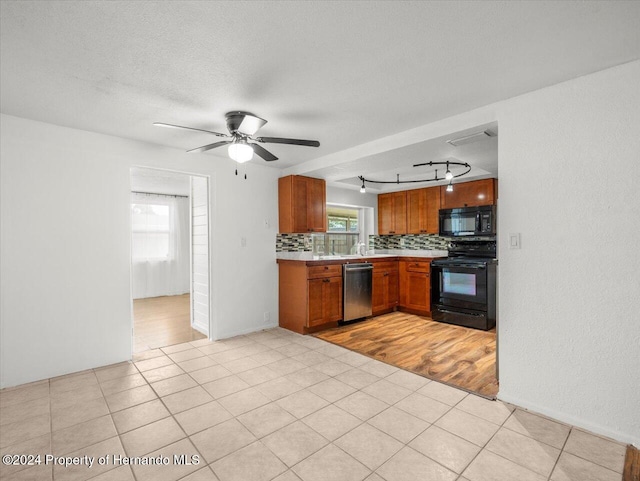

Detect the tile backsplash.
[
  {"left": 369, "top": 234, "right": 450, "bottom": 250},
  {"left": 276, "top": 233, "right": 451, "bottom": 253},
  {"left": 276, "top": 233, "right": 312, "bottom": 252},
  {"left": 276, "top": 233, "right": 359, "bottom": 254}
]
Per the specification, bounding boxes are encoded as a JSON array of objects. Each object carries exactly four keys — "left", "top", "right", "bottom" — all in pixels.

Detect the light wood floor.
[
  {"left": 315, "top": 311, "right": 498, "bottom": 398},
  {"left": 133, "top": 294, "right": 206, "bottom": 352}
]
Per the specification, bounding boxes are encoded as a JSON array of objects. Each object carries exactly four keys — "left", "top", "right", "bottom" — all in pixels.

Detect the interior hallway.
[{"left": 133, "top": 294, "right": 206, "bottom": 352}]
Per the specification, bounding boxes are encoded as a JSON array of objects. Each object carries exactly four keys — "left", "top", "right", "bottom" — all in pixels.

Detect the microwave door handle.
[{"left": 475, "top": 213, "right": 481, "bottom": 232}]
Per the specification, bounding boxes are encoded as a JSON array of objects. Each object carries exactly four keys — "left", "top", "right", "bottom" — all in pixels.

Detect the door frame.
[{"left": 128, "top": 166, "right": 214, "bottom": 354}]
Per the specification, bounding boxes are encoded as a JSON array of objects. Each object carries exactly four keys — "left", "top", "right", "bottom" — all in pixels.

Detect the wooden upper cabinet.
[
  {"left": 306, "top": 176, "right": 326, "bottom": 232},
  {"left": 279, "top": 175, "right": 327, "bottom": 233},
  {"left": 378, "top": 191, "right": 407, "bottom": 235},
  {"left": 407, "top": 186, "right": 441, "bottom": 234},
  {"left": 440, "top": 178, "right": 497, "bottom": 209}
]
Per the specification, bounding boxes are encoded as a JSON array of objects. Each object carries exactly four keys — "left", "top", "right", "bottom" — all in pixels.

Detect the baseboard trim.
[
  {"left": 215, "top": 322, "right": 279, "bottom": 340},
  {"left": 498, "top": 391, "right": 639, "bottom": 447}
]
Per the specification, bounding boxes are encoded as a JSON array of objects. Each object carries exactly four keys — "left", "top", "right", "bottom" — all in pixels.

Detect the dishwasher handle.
[{"left": 344, "top": 263, "right": 374, "bottom": 272}]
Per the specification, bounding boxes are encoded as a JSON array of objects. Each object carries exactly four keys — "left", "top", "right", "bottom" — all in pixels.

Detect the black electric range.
[{"left": 431, "top": 240, "right": 497, "bottom": 330}]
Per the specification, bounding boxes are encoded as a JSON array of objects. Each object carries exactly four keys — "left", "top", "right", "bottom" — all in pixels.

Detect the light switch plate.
[{"left": 509, "top": 233, "right": 521, "bottom": 249}]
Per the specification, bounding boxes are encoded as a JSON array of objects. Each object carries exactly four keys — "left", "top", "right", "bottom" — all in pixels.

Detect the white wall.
[
  {"left": 496, "top": 60, "right": 640, "bottom": 445},
  {"left": 0, "top": 114, "right": 279, "bottom": 388}
]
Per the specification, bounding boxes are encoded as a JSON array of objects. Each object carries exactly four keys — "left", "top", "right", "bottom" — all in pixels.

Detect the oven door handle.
[
  {"left": 438, "top": 263, "right": 486, "bottom": 269},
  {"left": 437, "top": 308, "right": 485, "bottom": 317}
]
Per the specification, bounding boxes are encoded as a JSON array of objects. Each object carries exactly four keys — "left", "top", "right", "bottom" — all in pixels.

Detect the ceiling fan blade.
[
  {"left": 255, "top": 136, "right": 320, "bottom": 147},
  {"left": 153, "top": 122, "right": 228, "bottom": 137},
  {"left": 187, "top": 140, "right": 231, "bottom": 154},
  {"left": 250, "top": 143, "right": 278, "bottom": 161}
]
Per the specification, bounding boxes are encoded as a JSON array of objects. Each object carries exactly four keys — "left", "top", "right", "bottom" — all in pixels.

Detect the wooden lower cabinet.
[
  {"left": 279, "top": 257, "right": 437, "bottom": 335},
  {"left": 398, "top": 259, "right": 433, "bottom": 316},
  {"left": 308, "top": 277, "right": 343, "bottom": 326},
  {"left": 372, "top": 261, "right": 399, "bottom": 315},
  {"left": 278, "top": 260, "right": 343, "bottom": 334}
]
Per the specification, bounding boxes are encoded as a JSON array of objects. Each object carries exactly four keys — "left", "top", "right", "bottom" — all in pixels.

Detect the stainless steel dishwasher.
[{"left": 343, "top": 263, "right": 373, "bottom": 322}]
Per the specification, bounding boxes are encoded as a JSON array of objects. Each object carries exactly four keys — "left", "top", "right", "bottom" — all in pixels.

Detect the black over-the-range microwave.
[{"left": 439, "top": 205, "right": 496, "bottom": 237}]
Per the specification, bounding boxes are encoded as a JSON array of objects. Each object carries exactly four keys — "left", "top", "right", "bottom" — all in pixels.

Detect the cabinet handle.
[
  {"left": 389, "top": 231, "right": 395, "bottom": 234},
  {"left": 323, "top": 278, "right": 330, "bottom": 283},
  {"left": 425, "top": 273, "right": 430, "bottom": 277},
  {"left": 383, "top": 272, "right": 389, "bottom": 277},
  {"left": 324, "top": 266, "right": 329, "bottom": 270}
]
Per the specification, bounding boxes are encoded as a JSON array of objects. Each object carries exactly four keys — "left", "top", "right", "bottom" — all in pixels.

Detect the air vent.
[{"left": 447, "top": 130, "right": 496, "bottom": 147}]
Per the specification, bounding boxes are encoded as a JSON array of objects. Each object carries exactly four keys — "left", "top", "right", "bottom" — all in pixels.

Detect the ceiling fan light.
[{"left": 228, "top": 141, "right": 253, "bottom": 163}]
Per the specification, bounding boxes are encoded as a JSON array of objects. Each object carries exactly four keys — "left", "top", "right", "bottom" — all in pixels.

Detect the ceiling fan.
[{"left": 154, "top": 111, "right": 320, "bottom": 163}]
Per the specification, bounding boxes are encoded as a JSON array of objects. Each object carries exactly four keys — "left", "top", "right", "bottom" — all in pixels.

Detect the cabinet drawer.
[
  {"left": 373, "top": 261, "right": 399, "bottom": 273},
  {"left": 405, "top": 261, "right": 431, "bottom": 273},
  {"left": 308, "top": 264, "right": 342, "bottom": 279}
]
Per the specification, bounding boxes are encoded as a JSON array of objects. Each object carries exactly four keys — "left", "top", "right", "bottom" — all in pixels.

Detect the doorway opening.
[{"left": 130, "top": 167, "right": 210, "bottom": 353}]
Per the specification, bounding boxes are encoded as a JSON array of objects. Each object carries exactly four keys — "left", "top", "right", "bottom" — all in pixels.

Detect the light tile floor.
[{"left": 0, "top": 328, "right": 627, "bottom": 481}]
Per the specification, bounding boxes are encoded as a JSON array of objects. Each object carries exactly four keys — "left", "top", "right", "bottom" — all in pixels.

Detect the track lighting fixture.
[
  {"left": 445, "top": 161, "right": 453, "bottom": 181},
  {"left": 358, "top": 160, "right": 470, "bottom": 192}
]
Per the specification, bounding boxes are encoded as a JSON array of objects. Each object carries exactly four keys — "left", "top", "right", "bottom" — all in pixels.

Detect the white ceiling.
[{"left": 2, "top": 1, "right": 639, "bottom": 192}]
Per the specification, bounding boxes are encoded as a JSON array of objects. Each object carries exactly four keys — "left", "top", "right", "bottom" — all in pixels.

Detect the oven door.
[{"left": 431, "top": 261, "right": 488, "bottom": 310}]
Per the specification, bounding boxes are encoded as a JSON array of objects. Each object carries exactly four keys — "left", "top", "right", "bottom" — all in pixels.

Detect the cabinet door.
[
  {"left": 387, "top": 270, "right": 399, "bottom": 309},
  {"left": 324, "top": 277, "right": 343, "bottom": 322},
  {"left": 292, "top": 176, "right": 309, "bottom": 232},
  {"left": 408, "top": 187, "right": 440, "bottom": 234},
  {"left": 307, "top": 279, "right": 325, "bottom": 327},
  {"left": 399, "top": 260, "right": 431, "bottom": 314},
  {"left": 440, "top": 179, "right": 495, "bottom": 209},
  {"left": 405, "top": 271, "right": 431, "bottom": 312},
  {"left": 372, "top": 271, "right": 386, "bottom": 314},
  {"left": 424, "top": 187, "right": 441, "bottom": 234},
  {"left": 391, "top": 192, "right": 407, "bottom": 234},
  {"left": 407, "top": 189, "right": 426, "bottom": 234},
  {"left": 308, "top": 277, "right": 342, "bottom": 326},
  {"left": 307, "top": 177, "right": 326, "bottom": 232},
  {"left": 378, "top": 193, "right": 394, "bottom": 235},
  {"left": 378, "top": 192, "right": 407, "bottom": 234}
]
